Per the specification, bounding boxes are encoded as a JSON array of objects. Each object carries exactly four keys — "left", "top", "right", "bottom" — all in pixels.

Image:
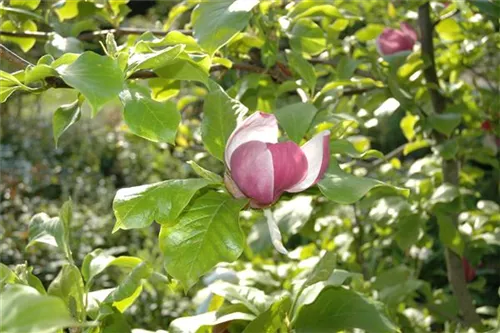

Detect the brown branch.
[
  {"left": 0, "top": 44, "right": 33, "bottom": 69},
  {"left": 418, "top": 3, "right": 481, "bottom": 328},
  {"left": 0, "top": 28, "right": 192, "bottom": 41}
]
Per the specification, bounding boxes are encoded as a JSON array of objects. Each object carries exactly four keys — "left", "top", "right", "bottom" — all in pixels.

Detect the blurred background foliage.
[{"left": 1, "top": 0, "right": 499, "bottom": 332}]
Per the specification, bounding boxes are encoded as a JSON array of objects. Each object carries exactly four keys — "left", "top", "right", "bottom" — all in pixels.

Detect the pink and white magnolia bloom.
[
  {"left": 224, "top": 112, "right": 330, "bottom": 208},
  {"left": 376, "top": 23, "right": 418, "bottom": 56}
]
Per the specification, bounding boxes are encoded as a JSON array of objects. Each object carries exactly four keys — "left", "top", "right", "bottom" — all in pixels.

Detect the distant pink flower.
[
  {"left": 224, "top": 112, "right": 330, "bottom": 208},
  {"left": 376, "top": 22, "right": 418, "bottom": 56},
  {"left": 462, "top": 258, "right": 476, "bottom": 282}
]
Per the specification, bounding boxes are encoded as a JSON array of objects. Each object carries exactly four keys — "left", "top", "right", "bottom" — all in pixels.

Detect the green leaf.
[
  {"left": 275, "top": 102, "right": 317, "bottom": 143},
  {"left": 27, "top": 212, "right": 71, "bottom": 259},
  {"left": 104, "top": 262, "right": 152, "bottom": 313},
  {"left": 209, "top": 281, "right": 273, "bottom": 315},
  {"left": 10, "top": 0, "right": 40, "bottom": 9},
  {"left": 395, "top": 214, "right": 422, "bottom": 250},
  {"left": 330, "top": 139, "right": 384, "bottom": 159},
  {"left": 286, "top": 50, "right": 316, "bottom": 91},
  {"left": 290, "top": 19, "right": 326, "bottom": 55},
  {"left": 155, "top": 53, "right": 211, "bottom": 84},
  {"left": 148, "top": 78, "right": 180, "bottom": 101},
  {"left": 52, "top": 98, "right": 82, "bottom": 147},
  {"left": 170, "top": 309, "right": 255, "bottom": 333},
  {"left": 192, "top": 0, "right": 259, "bottom": 56},
  {"left": 403, "top": 139, "right": 430, "bottom": 155},
  {"left": 301, "top": 251, "right": 337, "bottom": 291},
  {"left": 242, "top": 296, "right": 291, "bottom": 333},
  {"left": 295, "top": 287, "right": 397, "bottom": 333},
  {"left": 187, "top": 160, "right": 223, "bottom": 183},
  {"left": 400, "top": 112, "right": 419, "bottom": 141},
  {"left": 355, "top": 24, "right": 385, "bottom": 41},
  {"left": 291, "top": 4, "right": 341, "bottom": 20},
  {"left": 0, "top": 20, "right": 37, "bottom": 52},
  {"left": 201, "top": 85, "right": 248, "bottom": 161},
  {"left": 57, "top": 52, "right": 124, "bottom": 116},
  {"left": 24, "top": 64, "right": 58, "bottom": 84},
  {"left": 54, "top": 0, "right": 80, "bottom": 21},
  {"left": 113, "top": 178, "right": 210, "bottom": 231},
  {"left": 0, "top": 263, "right": 20, "bottom": 285},
  {"left": 437, "top": 214, "right": 464, "bottom": 256},
  {"left": 128, "top": 44, "right": 184, "bottom": 73},
  {"left": 318, "top": 160, "right": 409, "bottom": 204},
  {"left": 159, "top": 192, "right": 247, "bottom": 291},
  {"left": 430, "top": 184, "right": 460, "bottom": 206},
  {"left": 0, "top": 285, "right": 76, "bottom": 333},
  {"left": 428, "top": 112, "right": 461, "bottom": 137},
  {"left": 436, "top": 18, "right": 463, "bottom": 41},
  {"left": 81, "top": 249, "right": 142, "bottom": 283},
  {"left": 0, "top": 85, "right": 20, "bottom": 103},
  {"left": 48, "top": 264, "right": 85, "bottom": 321},
  {"left": 119, "top": 83, "right": 180, "bottom": 143}
]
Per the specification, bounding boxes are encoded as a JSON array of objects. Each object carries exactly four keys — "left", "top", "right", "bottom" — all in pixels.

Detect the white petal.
[
  {"left": 287, "top": 130, "right": 330, "bottom": 193},
  {"left": 224, "top": 112, "right": 278, "bottom": 167},
  {"left": 264, "top": 209, "right": 288, "bottom": 255}
]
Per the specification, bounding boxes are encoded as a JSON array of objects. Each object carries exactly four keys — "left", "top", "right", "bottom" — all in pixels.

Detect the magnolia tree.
[{"left": 0, "top": 0, "right": 499, "bottom": 332}]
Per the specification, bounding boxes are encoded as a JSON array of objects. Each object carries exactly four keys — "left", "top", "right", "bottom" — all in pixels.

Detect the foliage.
[{"left": 1, "top": 0, "right": 499, "bottom": 332}]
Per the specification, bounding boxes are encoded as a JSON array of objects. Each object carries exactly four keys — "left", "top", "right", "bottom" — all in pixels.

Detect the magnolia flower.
[
  {"left": 224, "top": 112, "right": 330, "bottom": 208},
  {"left": 376, "top": 22, "right": 418, "bottom": 56}
]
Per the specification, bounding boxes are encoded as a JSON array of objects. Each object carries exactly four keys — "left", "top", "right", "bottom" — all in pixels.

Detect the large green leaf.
[
  {"left": 0, "top": 285, "right": 76, "bottom": 333},
  {"left": 103, "top": 262, "right": 152, "bottom": 313},
  {"left": 201, "top": 85, "right": 248, "bottom": 161},
  {"left": 113, "top": 179, "right": 210, "bottom": 231},
  {"left": 209, "top": 281, "right": 273, "bottom": 315},
  {"left": 159, "top": 192, "right": 247, "bottom": 290},
  {"left": 242, "top": 296, "right": 291, "bottom": 333},
  {"left": 128, "top": 44, "right": 184, "bottom": 73},
  {"left": 155, "top": 53, "right": 211, "bottom": 84},
  {"left": 318, "top": 160, "right": 409, "bottom": 204},
  {"left": 27, "top": 212, "right": 72, "bottom": 259},
  {"left": 48, "top": 264, "right": 85, "bottom": 321},
  {"left": 52, "top": 98, "right": 82, "bottom": 147},
  {"left": 290, "top": 19, "right": 326, "bottom": 55},
  {"left": 295, "top": 287, "right": 397, "bottom": 333},
  {"left": 428, "top": 112, "right": 461, "bottom": 137},
  {"left": 192, "top": 0, "right": 259, "bottom": 56},
  {"left": 395, "top": 214, "right": 423, "bottom": 250},
  {"left": 57, "top": 52, "right": 124, "bottom": 116},
  {"left": 119, "top": 83, "right": 180, "bottom": 143},
  {"left": 0, "top": 20, "right": 37, "bottom": 52},
  {"left": 286, "top": 50, "right": 316, "bottom": 91},
  {"left": 274, "top": 102, "right": 317, "bottom": 143},
  {"left": 170, "top": 309, "right": 255, "bottom": 333}
]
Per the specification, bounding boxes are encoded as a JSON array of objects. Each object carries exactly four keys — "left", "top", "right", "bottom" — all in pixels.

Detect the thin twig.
[
  {"left": 0, "top": 44, "right": 33, "bottom": 69},
  {"left": 0, "top": 28, "right": 192, "bottom": 41},
  {"left": 433, "top": 8, "right": 460, "bottom": 28}
]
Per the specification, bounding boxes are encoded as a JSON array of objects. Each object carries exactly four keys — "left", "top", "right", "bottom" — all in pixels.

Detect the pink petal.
[
  {"left": 376, "top": 28, "right": 415, "bottom": 56},
  {"left": 287, "top": 131, "right": 330, "bottom": 193},
  {"left": 400, "top": 22, "right": 418, "bottom": 43},
  {"left": 225, "top": 112, "right": 278, "bottom": 167},
  {"left": 230, "top": 141, "right": 275, "bottom": 206},
  {"left": 266, "top": 141, "right": 308, "bottom": 198}
]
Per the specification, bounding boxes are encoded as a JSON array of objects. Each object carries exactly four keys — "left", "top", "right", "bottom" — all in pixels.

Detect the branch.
[
  {"left": 433, "top": 8, "right": 460, "bottom": 28},
  {"left": 0, "top": 27, "right": 192, "bottom": 41},
  {"left": 0, "top": 44, "right": 33, "bottom": 69},
  {"left": 418, "top": 3, "right": 481, "bottom": 328}
]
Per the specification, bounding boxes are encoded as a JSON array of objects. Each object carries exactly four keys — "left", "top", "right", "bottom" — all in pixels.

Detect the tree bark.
[{"left": 418, "top": 2, "right": 481, "bottom": 327}]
